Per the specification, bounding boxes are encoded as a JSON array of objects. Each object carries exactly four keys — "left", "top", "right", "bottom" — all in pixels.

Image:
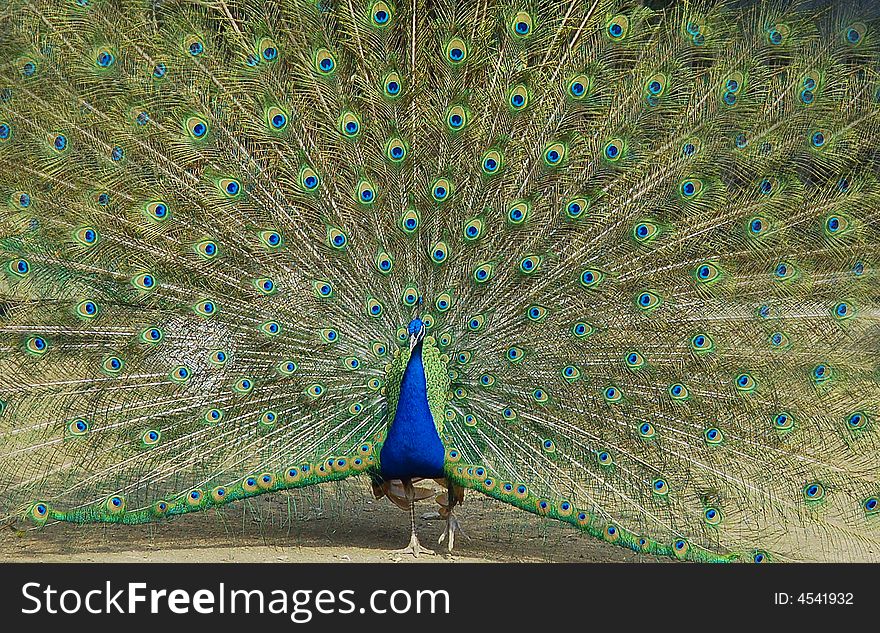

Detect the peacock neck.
[{"left": 379, "top": 341, "right": 446, "bottom": 480}]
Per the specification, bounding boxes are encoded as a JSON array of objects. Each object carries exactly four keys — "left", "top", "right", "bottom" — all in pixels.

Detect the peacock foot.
[
  {"left": 438, "top": 510, "right": 465, "bottom": 553},
  {"left": 391, "top": 531, "right": 435, "bottom": 558}
]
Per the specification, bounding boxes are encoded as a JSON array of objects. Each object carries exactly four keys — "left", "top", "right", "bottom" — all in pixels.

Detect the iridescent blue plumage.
[{"left": 380, "top": 330, "right": 445, "bottom": 480}]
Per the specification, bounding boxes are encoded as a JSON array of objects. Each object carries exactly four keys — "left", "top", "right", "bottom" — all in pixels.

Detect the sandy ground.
[{"left": 0, "top": 480, "right": 657, "bottom": 563}]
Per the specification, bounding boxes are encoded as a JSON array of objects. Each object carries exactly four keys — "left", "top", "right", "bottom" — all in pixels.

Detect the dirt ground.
[{"left": 0, "top": 480, "right": 656, "bottom": 563}]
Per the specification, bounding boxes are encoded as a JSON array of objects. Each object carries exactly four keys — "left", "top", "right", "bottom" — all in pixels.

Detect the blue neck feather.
[{"left": 379, "top": 341, "right": 446, "bottom": 480}]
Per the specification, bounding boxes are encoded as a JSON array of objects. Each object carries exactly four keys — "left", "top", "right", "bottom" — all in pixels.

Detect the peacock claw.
[
  {"left": 391, "top": 532, "right": 434, "bottom": 558},
  {"left": 438, "top": 512, "right": 465, "bottom": 552}
]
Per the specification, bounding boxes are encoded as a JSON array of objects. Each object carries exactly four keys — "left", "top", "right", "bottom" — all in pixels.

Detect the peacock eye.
[
  {"left": 446, "top": 106, "right": 467, "bottom": 132},
  {"left": 633, "top": 221, "right": 659, "bottom": 242},
  {"left": 602, "top": 139, "right": 622, "bottom": 162},
  {"left": 636, "top": 291, "right": 662, "bottom": 310},
  {"left": 568, "top": 74, "right": 590, "bottom": 99},
  {"left": 695, "top": 262, "right": 721, "bottom": 283},
  {"left": 580, "top": 269, "right": 603, "bottom": 288},
  {"left": 270, "top": 111, "right": 287, "bottom": 130},
  {"left": 445, "top": 37, "right": 468, "bottom": 64},
  {"left": 314, "top": 48, "right": 336, "bottom": 74},
  {"left": 482, "top": 150, "right": 502, "bottom": 174},
  {"left": 607, "top": 15, "right": 629, "bottom": 39},
  {"left": 509, "top": 84, "right": 529, "bottom": 110},
  {"left": 185, "top": 115, "right": 209, "bottom": 140}
]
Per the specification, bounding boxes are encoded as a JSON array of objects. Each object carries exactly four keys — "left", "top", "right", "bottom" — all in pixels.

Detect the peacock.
[{"left": 0, "top": 0, "right": 878, "bottom": 564}]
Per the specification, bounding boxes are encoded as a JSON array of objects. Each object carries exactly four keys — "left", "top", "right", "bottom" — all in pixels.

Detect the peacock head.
[{"left": 407, "top": 317, "right": 425, "bottom": 351}]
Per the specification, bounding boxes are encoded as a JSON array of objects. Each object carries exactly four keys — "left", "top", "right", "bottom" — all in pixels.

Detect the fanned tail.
[{"left": 0, "top": 0, "right": 877, "bottom": 562}]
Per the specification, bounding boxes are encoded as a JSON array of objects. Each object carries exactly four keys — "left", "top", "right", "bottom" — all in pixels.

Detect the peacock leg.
[
  {"left": 437, "top": 481, "right": 465, "bottom": 553},
  {"left": 390, "top": 479, "right": 434, "bottom": 557}
]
